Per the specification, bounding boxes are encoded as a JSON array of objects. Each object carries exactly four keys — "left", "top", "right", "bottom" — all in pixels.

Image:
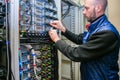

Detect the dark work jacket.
[{"left": 55, "top": 15, "right": 120, "bottom": 80}]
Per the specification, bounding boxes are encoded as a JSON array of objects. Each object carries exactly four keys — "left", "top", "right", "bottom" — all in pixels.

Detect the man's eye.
[
  {"left": 83, "top": 6, "right": 89, "bottom": 10},
  {"left": 85, "top": 7, "right": 89, "bottom": 10}
]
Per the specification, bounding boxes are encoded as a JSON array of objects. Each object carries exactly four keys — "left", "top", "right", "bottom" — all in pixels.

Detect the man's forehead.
[{"left": 85, "top": 0, "right": 95, "bottom": 5}]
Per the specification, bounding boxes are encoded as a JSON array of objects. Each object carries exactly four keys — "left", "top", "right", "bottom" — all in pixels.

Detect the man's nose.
[{"left": 82, "top": 8, "right": 86, "bottom": 15}]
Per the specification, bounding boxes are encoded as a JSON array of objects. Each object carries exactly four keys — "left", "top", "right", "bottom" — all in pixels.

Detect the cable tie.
[
  {"left": 32, "top": 54, "right": 36, "bottom": 56},
  {"left": 33, "top": 64, "right": 37, "bottom": 66},
  {"left": 6, "top": 41, "right": 10, "bottom": 45}
]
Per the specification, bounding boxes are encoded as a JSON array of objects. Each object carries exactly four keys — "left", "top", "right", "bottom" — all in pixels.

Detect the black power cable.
[{"left": 61, "top": 0, "right": 73, "bottom": 21}]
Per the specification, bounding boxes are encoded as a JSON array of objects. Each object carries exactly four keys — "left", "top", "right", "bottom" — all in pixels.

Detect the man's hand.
[
  {"left": 49, "top": 30, "right": 60, "bottom": 42},
  {"left": 50, "top": 20, "right": 66, "bottom": 33}
]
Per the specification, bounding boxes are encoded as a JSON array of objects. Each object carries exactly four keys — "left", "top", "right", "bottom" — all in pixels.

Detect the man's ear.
[{"left": 95, "top": 5, "right": 102, "bottom": 12}]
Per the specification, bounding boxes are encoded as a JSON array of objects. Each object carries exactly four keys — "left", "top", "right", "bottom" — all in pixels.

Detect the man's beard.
[{"left": 88, "top": 8, "right": 97, "bottom": 23}]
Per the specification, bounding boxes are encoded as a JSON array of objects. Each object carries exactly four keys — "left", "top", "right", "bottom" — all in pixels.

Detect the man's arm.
[
  {"left": 62, "top": 29, "right": 83, "bottom": 44},
  {"left": 56, "top": 30, "right": 119, "bottom": 62}
]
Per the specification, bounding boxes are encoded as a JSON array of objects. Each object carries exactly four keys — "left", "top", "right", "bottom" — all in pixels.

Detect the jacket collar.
[{"left": 88, "top": 14, "right": 107, "bottom": 32}]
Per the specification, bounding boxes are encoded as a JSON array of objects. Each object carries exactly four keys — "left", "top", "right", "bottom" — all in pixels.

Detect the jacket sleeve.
[
  {"left": 62, "top": 29, "right": 83, "bottom": 44},
  {"left": 56, "top": 30, "right": 119, "bottom": 62}
]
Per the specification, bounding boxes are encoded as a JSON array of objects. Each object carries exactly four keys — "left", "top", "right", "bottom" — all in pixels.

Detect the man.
[{"left": 49, "top": 0, "right": 120, "bottom": 80}]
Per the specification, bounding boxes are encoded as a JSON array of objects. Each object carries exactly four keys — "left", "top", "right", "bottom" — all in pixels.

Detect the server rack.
[{"left": 8, "top": 0, "right": 61, "bottom": 80}]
